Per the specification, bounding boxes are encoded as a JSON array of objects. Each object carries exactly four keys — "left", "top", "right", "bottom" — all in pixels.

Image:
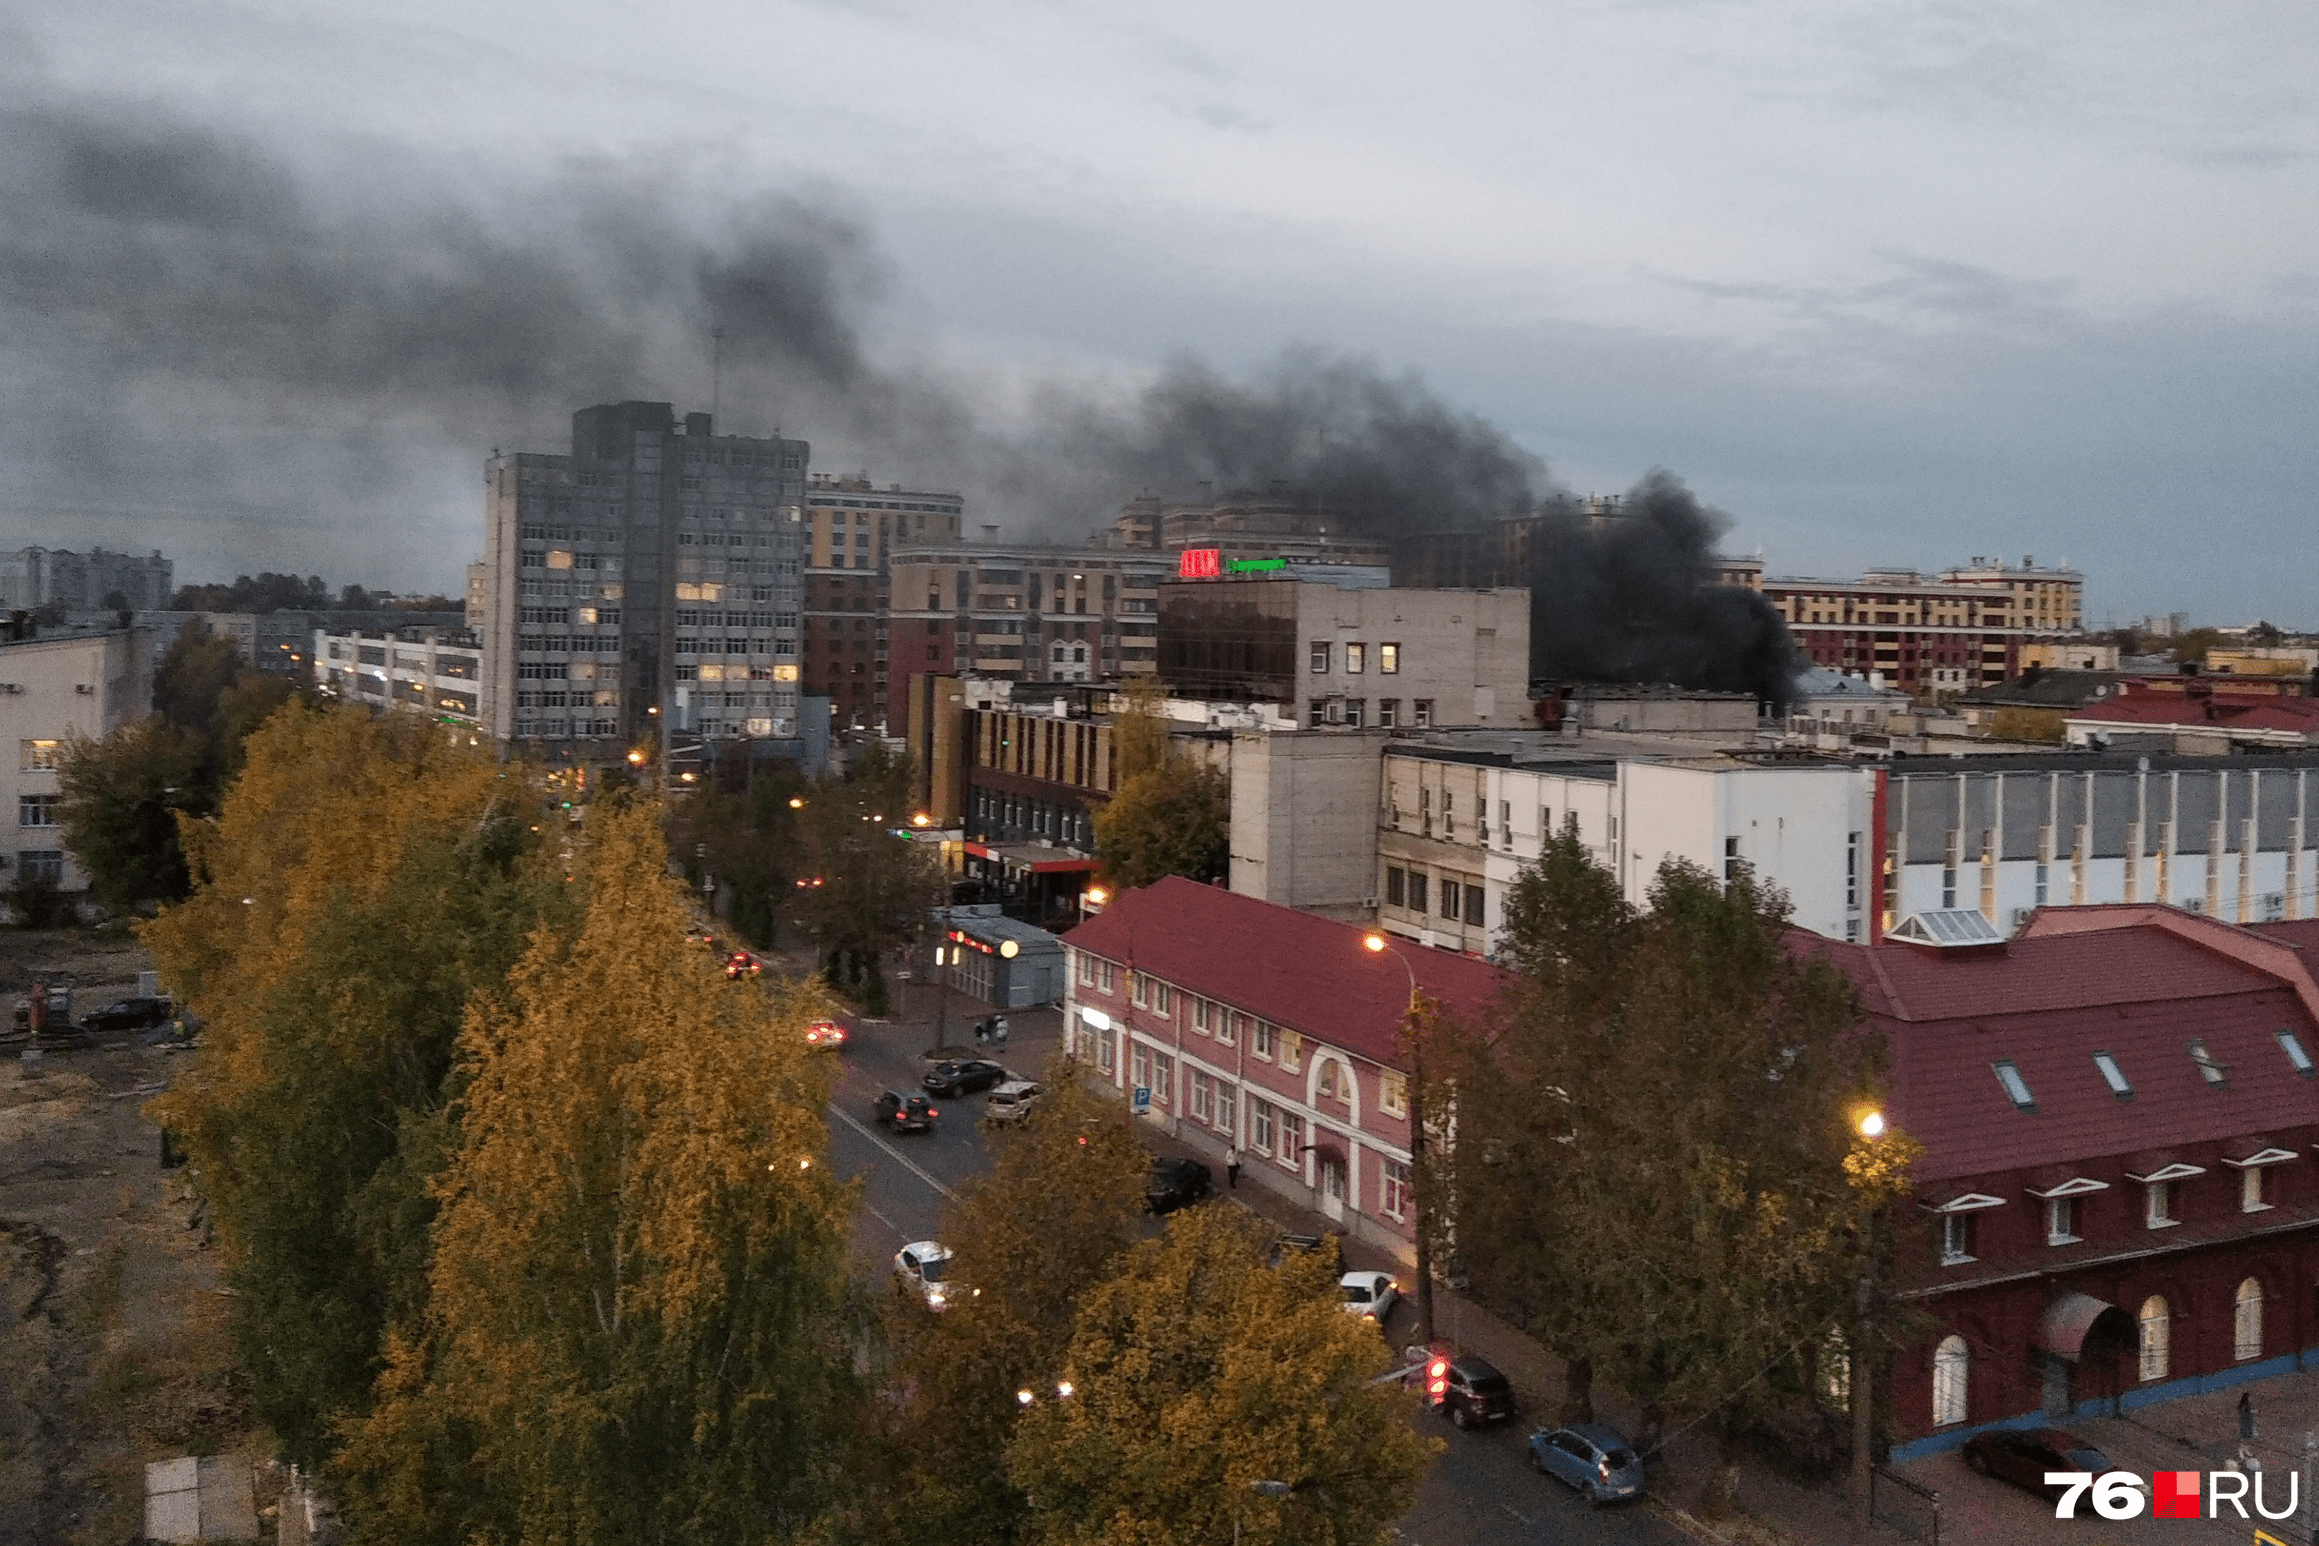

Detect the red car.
[
  {"left": 804, "top": 1019, "right": 847, "bottom": 1050},
  {"left": 1962, "top": 1428, "right": 2140, "bottom": 1501}
]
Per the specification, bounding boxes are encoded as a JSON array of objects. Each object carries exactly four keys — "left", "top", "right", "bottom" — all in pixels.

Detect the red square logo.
[{"left": 2152, "top": 1470, "right": 2200, "bottom": 1519}]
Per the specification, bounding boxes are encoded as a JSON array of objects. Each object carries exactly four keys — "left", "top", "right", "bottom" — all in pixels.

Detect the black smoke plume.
[
  {"left": 1525, "top": 473, "right": 1802, "bottom": 705},
  {"left": 0, "top": 75, "right": 1798, "bottom": 700}
]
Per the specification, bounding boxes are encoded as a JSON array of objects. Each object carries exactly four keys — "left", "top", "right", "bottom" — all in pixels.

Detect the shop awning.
[{"left": 964, "top": 842, "right": 1100, "bottom": 874}]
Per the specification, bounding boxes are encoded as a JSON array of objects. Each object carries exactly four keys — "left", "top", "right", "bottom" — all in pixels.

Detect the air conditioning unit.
[
  {"left": 2010, "top": 908, "right": 2033, "bottom": 928},
  {"left": 1362, "top": 896, "right": 1380, "bottom": 910}
]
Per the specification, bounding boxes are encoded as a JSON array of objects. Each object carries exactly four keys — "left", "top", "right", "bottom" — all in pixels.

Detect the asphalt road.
[{"left": 817, "top": 995, "right": 1697, "bottom": 1546}]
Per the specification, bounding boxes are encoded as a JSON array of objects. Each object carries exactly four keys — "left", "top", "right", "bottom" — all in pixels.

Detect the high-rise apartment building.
[
  {"left": 1760, "top": 557, "right": 2084, "bottom": 694},
  {"left": 481, "top": 402, "right": 810, "bottom": 755},
  {"left": 800, "top": 474, "right": 964, "bottom": 730},
  {"left": 0, "top": 547, "right": 175, "bottom": 612}
]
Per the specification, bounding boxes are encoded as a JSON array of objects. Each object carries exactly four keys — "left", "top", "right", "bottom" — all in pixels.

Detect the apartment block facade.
[
  {"left": 1, "top": 626, "right": 153, "bottom": 895},
  {"left": 315, "top": 627, "right": 484, "bottom": 730},
  {"left": 0, "top": 548, "right": 174, "bottom": 612},
  {"left": 480, "top": 402, "right": 810, "bottom": 756},
  {"left": 800, "top": 474, "right": 964, "bottom": 730},
  {"left": 1762, "top": 557, "right": 2085, "bottom": 695}
]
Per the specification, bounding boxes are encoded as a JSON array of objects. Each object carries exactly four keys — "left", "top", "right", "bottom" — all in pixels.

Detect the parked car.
[
  {"left": 1431, "top": 1354, "right": 1516, "bottom": 1429},
  {"left": 10, "top": 983, "right": 74, "bottom": 1033},
  {"left": 893, "top": 1241, "right": 963, "bottom": 1309},
  {"left": 725, "top": 951, "right": 762, "bottom": 980},
  {"left": 923, "top": 1059, "right": 1007, "bottom": 1098},
  {"left": 1529, "top": 1424, "right": 1646, "bottom": 1507},
  {"left": 803, "top": 1019, "right": 848, "bottom": 1050},
  {"left": 983, "top": 1080, "right": 1043, "bottom": 1124},
  {"left": 1147, "top": 1156, "right": 1214, "bottom": 1214},
  {"left": 80, "top": 996, "right": 174, "bottom": 1033},
  {"left": 874, "top": 1090, "right": 939, "bottom": 1132},
  {"left": 1339, "top": 1270, "right": 1400, "bottom": 1324},
  {"left": 1962, "top": 1428, "right": 2138, "bottom": 1501}
]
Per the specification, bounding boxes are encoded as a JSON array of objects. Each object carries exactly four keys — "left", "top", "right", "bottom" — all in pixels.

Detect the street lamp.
[
  {"left": 1848, "top": 1104, "right": 1893, "bottom": 1535},
  {"left": 1362, "top": 931, "right": 1435, "bottom": 1347}
]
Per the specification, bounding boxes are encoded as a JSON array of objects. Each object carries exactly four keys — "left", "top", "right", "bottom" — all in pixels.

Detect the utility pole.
[
  {"left": 1407, "top": 1010, "right": 1435, "bottom": 1349},
  {"left": 1850, "top": 1272, "right": 1874, "bottom": 1538}
]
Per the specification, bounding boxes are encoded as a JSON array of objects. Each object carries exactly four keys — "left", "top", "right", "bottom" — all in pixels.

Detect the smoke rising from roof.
[{"left": 0, "top": 77, "right": 1797, "bottom": 697}]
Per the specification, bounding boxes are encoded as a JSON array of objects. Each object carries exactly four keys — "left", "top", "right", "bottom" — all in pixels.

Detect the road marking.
[
  {"left": 1499, "top": 1503, "right": 1531, "bottom": 1525},
  {"left": 830, "top": 1106, "right": 954, "bottom": 1197},
  {"left": 863, "top": 1204, "right": 905, "bottom": 1239}
]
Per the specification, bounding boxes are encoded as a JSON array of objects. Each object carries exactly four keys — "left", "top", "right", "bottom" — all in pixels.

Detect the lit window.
[
  {"left": 2187, "top": 1039, "right": 2228, "bottom": 1087},
  {"left": 2092, "top": 1051, "right": 2132, "bottom": 1100},
  {"left": 1345, "top": 642, "right": 1365, "bottom": 674},
  {"left": 1991, "top": 1059, "right": 2035, "bottom": 1111},
  {"left": 1379, "top": 643, "right": 1400, "bottom": 674},
  {"left": 2279, "top": 1029, "right": 2315, "bottom": 1078},
  {"left": 1931, "top": 1336, "right": 1968, "bottom": 1425},
  {"left": 2138, "top": 1296, "right": 2170, "bottom": 1381},
  {"left": 2244, "top": 1166, "right": 2269, "bottom": 1213}
]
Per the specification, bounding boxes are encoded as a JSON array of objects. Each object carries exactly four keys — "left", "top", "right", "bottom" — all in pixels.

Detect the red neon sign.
[{"left": 1178, "top": 547, "right": 1222, "bottom": 579}]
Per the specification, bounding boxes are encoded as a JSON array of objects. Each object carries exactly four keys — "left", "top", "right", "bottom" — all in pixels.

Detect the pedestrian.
[
  {"left": 994, "top": 1016, "right": 1009, "bottom": 1049},
  {"left": 1226, "top": 1155, "right": 1241, "bottom": 1190},
  {"left": 2239, "top": 1391, "right": 2257, "bottom": 1441},
  {"left": 974, "top": 1018, "right": 989, "bottom": 1047}
]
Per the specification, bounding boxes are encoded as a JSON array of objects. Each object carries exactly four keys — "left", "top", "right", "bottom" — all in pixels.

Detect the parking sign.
[{"left": 1132, "top": 1085, "right": 1152, "bottom": 1114}]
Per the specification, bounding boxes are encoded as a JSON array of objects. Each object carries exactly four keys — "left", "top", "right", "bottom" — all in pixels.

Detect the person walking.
[{"left": 1226, "top": 1154, "right": 1241, "bottom": 1190}]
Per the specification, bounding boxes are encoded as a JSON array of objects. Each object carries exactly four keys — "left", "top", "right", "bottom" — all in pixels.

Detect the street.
[{"left": 816, "top": 987, "right": 1691, "bottom": 1546}]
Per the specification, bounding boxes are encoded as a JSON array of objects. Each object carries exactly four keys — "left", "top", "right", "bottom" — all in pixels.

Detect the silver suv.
[{"left": 983, "top": 1080, "right": 1043, "bottom": 1125}]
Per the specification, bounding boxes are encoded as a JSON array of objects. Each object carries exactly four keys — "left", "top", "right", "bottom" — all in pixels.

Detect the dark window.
[
  {"left": 1408, "top": 873, "right": 1429, "bottom": 913},
  {"left": 1386, "top": 867, "right": 1405, "bottom": 907}
]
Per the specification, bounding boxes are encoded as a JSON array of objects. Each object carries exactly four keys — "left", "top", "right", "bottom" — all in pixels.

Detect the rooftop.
[{"left": 1061, "top": 875, "right": 1510, "bottom": 1068}]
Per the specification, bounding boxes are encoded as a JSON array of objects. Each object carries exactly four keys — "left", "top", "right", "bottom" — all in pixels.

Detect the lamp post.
[
  {"left": 1849, "top": 1106, "right": 1886, "bottom": 1539},
  {"left": 1363, "top": 932, "right": 1434, "bottom": 1348}
]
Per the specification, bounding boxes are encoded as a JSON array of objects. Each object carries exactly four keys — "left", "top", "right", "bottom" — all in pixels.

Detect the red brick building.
[
  {"left": 1812, "top": 906, "right": 2319, "bottom": 1459},
  {"left": 1060, "top": 877, "right": 1509, "bottom": 1257}
]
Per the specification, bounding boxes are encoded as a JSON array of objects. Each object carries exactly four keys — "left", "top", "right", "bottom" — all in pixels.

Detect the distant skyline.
[{"left": 2, "top": 1, "right": 2313, "bottom": 626}]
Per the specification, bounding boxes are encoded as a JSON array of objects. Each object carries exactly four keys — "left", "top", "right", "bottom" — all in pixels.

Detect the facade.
[
  {"left": 801, "top": 474, "right": 965, "bottom": 730},
  {"left": 480, "top": 402, "right": 810, "bottom": 759},
  {"left": 1808, "top": 907, "right": 2319, "bottom": 1457},
  {"left": 314, "top": 627, "right": 485, "bottom": 730},
  {"left": 1229, "top": 728, "right": 1393, "bottom": 921},
  {"left": 0, "top": 548, "right": 174, "bottom": 612},
  {"left": 1377, "top": 745, "right": 1875, "bottom": 951},
  {"left": 465, "top": 563, "right": 487, "bottom": 629},
  {"left": 933, "top": 904, "right": 1069, "bottom": 1008},
  {"left": 884, "top": 545, "right": 1170, "bottom": 729},
  {"left": 1100, "top": 491, "right": 1392, "bottom": 573},
  {"left": 1158, "top": 577, "right": 1531, "bottom": 731},
  {"left": 1762, "top": 557, "right": 2085, "bottom": 695},
  {"left": 134, "top": 612, "right": 258, "bottom": 666},
  {"left": 1061, "top": 876, "right": 1509, "bottom": 1256},
  {"left": 1781, "top": 666, "right": 1914, "bottom": 735},
  {"left": 0, "top": 626, "right": 154, "bottom": 895},
  {"left": 2064, "top": 677, "right": 2319, "bottom": 752}
]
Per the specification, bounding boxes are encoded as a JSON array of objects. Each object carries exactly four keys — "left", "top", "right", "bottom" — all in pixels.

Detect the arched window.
[
  {"left": 2236, "top": 1278, "right": 2264, "bottom": 1362},
  {"left": 1932, "top": 1335, "right": 1968, "bottom": 1426},
  {"left": 2139, "top": 1296, "right": 2171, "bottom": 1382}
]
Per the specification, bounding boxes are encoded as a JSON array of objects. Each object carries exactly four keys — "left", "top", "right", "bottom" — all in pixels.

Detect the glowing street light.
[{"left": 1858, "top": 1110, "right": 1887, "bottom": 1140}]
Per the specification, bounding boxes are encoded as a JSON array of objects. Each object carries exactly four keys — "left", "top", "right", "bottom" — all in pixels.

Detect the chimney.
[
  {"left": 981, "top": 524, "right": 1000, "bottom": 544},
  {"left": 684, "top": 411, "right": 713, "bottom": 438}
]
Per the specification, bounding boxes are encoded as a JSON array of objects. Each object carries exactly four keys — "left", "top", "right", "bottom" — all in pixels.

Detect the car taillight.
[
  {"left": 1598, "top": 1460, "right": 1610, "bottom": 1481},
  {"left": 927, "top": 1108, "right": 939, "bottom": 1118},
  {"left": 1425, "top": 1356, "right": 1449, "bottom": 1403}
]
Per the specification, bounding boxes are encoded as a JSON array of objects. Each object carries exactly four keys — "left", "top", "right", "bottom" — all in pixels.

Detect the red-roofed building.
[
  {"left": 1060, "top": 875, "right": 1509, "bottom": 1254},
  {"left": 1807, "top": 904, "right": 2319, "bottom": 1459},
  {"left": 2065, "top": 677, "right": 2319, "bottom": 751}
]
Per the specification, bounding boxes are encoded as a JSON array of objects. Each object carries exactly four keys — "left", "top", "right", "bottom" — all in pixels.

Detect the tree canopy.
[
  {"left": 792, "top": 742, "right": 942, "bottom": 1010},
  {"left": 1092, "top": 685, "right": 1229, "bottom": 891}
]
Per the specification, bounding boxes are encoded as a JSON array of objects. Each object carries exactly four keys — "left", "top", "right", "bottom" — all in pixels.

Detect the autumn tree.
[
  {"left": 871, "top": 1059, "right": 1149, "bottom": 1544},
  {"left": 1092, "top": 684, "right": 1229, "bottom": 891},
  {"left": 667, "top": 747, "right": 809, "bottom": 950},
  {"left": 1443, "top": 838, "right": 1914, "bottom": 1513},
  {"left": 143, "top": 705, "right": 560, "bottom": 1465},
  {"left": 793, "top": 741, "right": 942, "bottom": 1012},
  {"left": 1007, "top": 1205, "right": 1433, "bottom": 1546},
  {"left": 331, "top": 804, "right": 859, "bottom": 1546}
]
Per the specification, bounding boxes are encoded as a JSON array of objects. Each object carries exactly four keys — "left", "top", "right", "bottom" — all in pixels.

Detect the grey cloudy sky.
[{"left": 5, "top": 0, "right": 2315, "bottom": 624}]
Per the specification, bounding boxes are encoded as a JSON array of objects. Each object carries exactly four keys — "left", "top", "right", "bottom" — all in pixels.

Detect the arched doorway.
[
  {"left": 2039, "top": 1292, "right": 2137, "bottom": 1417},
  {"left": 1316, "top": 1142, "right": 1349, "bottom": 1223}
]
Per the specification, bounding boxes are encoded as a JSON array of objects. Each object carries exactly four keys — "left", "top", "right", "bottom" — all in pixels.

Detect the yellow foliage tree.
[
  {"left": 1006, "top": 1205, "right": 1434, "bottom": 1546},
  {"left": 332, "top": 803, "right": 860, "bottom": 1546}
]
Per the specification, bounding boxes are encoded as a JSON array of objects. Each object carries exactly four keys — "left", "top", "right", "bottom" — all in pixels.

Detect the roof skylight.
[
  {"left": 2280, "top": 1029, "right": 2316, "bottom": 1079},
  {"left": 2092, "top": 1051, "right": 2133, "bottom": 1101},
  {"left": 2186, "top": 1039, "right": 2229, "bottom": 1088},
  {"left": 1992, "top": 1059, "right": 2036, "bottom": 1112}
]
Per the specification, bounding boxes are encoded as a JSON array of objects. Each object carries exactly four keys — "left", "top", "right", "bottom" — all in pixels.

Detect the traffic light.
[{"left": 1425, "top": 1354, "right": 1450, "bottom": 1407}]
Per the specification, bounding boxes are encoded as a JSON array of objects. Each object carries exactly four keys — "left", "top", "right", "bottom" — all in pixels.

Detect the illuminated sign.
[
  {"left": 1179, "top": 548, "right": 1222, "bottom": 579},
  {"left": 1228, "top": 558, "right": 1286, "bottom": 572}
]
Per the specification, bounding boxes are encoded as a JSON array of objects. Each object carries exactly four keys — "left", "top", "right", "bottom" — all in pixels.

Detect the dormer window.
[
  {"left": 1942, "top": 1214, "right": 1975, "bottom": 1265},
  {"left": 2046, "top": 1196, "right": 2081, "bottom": 1245},
  {"left": 2147, "top": 1181, "right": 2178, "bottom": 1228}
]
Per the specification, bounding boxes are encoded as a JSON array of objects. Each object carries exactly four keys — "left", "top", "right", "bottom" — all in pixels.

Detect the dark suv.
[
  {"left": 923, "top": 1059, "right": 1007, "bottom": 1099},
  {"left": 81, "top": 996, "right": 174, "bottom": 1033},
  {"left": 1147, "top": 1157, "right": 1214, "bottom": 1214},
  {"left": 1434, "top": 1355, "right": 1516, "bottom": 1429},
  {"left": 874, "top": 1090, "right": 939, "bottom": 1132}
]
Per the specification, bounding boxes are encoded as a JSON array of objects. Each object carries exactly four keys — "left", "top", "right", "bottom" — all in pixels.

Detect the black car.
[
  {"left": 1962, "top": 1428, "right": 2139, "bottom": 1502},
  {"left": 81, "top": 996, "right": 173, "bottom": 1032},
  {"left": 923, "top": 1059, "right": 1007, "bottom": 1099},
  {"left": 1433, "top": 1355, "right": 1516, "bottom": 1429},
  {"left": 1147, "top": 1157, "right": 1214, "bottom": 1214},
  {"left": 874, "top": 1090, "right": 939, "bottom": 1132}
]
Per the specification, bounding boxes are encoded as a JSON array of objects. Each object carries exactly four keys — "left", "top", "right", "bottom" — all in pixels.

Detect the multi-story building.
[
  {"left": 0, "top": 623, "right": 153, "bottom": 897},
  {"left": 1062, "top": 875, "right": 1508, "bottom": 1256},
  {"left": 480, "top": 402, "right": 810, "bottom": 759},
  {"left": 0, "top": 548, "right": 174, "bottom": 612},
  {"left": 1158, "top": 577, "right": 1531, "bottom": 732},
  {"left": 800, "top": 474, "right": 965, "bottom": 730},
  {"left": 1761, "top": 557, "right": 2085, "bottom": 695},
  {"left": 465, "top": 563, "right": 487, "bottom": 629},
  {"left": 884, "top": 545, "right": 1170, "bottom": 729},
  {"left": 133, "top": 612, "right": 259, "bottom": 666},
  {"left": 1099, "top": 491, "right": 1392, "bottom": 574},
  {"left": 1812, "top": 905, "right": 2319, "bottom": 1457},
  {"left": 314, "top": 626, "right": 485, "bottom": 731}
]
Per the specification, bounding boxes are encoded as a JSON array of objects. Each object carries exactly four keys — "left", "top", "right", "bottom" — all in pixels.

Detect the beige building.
[
  {"left": 800, "top": 474, "right": 965, "bottom": 730},
  {"left": 1158, "top": 578, "right": 1531, "bottom": 731},
  {"left": 315, "top": 627, "right": 484, "bottom": 730},
  {"left": 1762, "top": 556, "right": 2085, "bottom": 695},
  {"left": 0, "top": 625, "right": 153, "bottom": 895},
  {"left": 1228, "top": 727, "right": 1389, "bottom": 920}
]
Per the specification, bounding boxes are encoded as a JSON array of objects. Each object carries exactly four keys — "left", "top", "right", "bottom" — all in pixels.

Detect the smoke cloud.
[{"left": 0, "top": 75, "right": 1798, "bottom": 698}]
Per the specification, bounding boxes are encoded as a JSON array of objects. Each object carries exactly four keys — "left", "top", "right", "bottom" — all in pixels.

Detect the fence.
[{"left": 1870, "top": 1465, "right": 1941, "bottom": 1546}]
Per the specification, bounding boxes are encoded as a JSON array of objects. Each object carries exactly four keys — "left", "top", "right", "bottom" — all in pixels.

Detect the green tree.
[
  {"left": 2173, "top": 626, "right": 2225, "bottom": 665},
  {"left": 794, "top": 742, "right": 942, "bottom": 1012},
  {"left": 332, "top": 805, "right": 858, "bottom": 1546},
  {"left": 872, "top": 1059, "right": 1149, "bottom": 1544},
  {"left": 1445, "top": 840, "right": 1913, "bottom": 1514},
  {"left": 669, "top": 747, "right": 808, "bottom": 951},
  {"left": 55, "top": 717, "right": 208, "bottom": 910},
  {"left": 143, "top": 705, "right": 559, "bottom": 1466},
  {"left": 1091, "top": 684, "right": 1230, "bottom": 891},
  {"left": 1007, "top": 1204, "right": 1433, "bottom": 1546},
  {"left": 1987, "top": 706, "right": 2065, "bottom": 743}
]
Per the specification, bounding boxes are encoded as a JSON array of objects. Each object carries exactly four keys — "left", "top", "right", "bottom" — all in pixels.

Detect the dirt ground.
[{"left": 0, "top": 926, "right": 267, "bottom": 1545}]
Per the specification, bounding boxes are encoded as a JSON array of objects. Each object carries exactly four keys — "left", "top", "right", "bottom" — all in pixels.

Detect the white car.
[
  {"left": 894, "top": 1241, "right": 965, "bottom": 1310},
  {"left": 1340, "top": 1270, "right": 1400, "bottom": 1324},
  {"left": 983, "top": 1080, "right": 1044, "bottom": 1125}
]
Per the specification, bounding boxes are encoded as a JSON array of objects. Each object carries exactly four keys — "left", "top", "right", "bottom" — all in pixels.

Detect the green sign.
[{"left": 1226, "top": 557, "right": 1286, "bottom": 573}]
